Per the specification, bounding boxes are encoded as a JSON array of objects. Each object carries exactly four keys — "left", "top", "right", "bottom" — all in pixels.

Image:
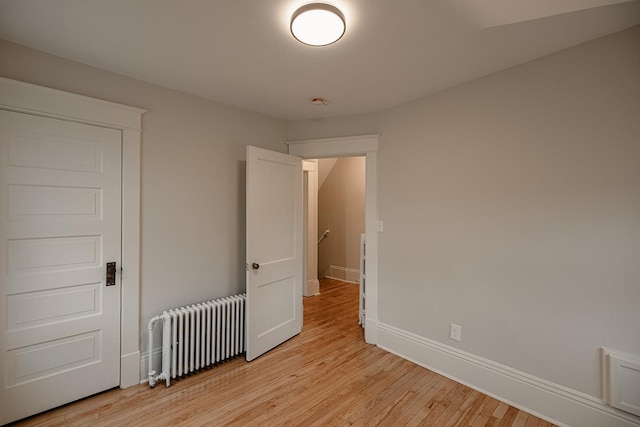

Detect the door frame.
[
  {"left": 287, "top": 134, "right": 379, "bottom": 344},
  {"left": 302, "top": 159, "right": 320, "bottom": 297},
  {"left": 0, "top": 77, "right": 145, "bottom": 388}
]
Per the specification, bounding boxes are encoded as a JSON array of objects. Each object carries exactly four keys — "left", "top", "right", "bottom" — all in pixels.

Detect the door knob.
[{"left": 252, "top": 263, "right": 260, "bottom": 270}]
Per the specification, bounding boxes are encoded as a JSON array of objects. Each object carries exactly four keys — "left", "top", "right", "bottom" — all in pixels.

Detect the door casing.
[
  {"left": 287, "top": 134, "right": 379, "bottom": 344},
  {"left": 302, "top": 160, "right": 319, "bottom": 297},
  {"left": 0, "top": 77, "right": 145, "bottom": 387}
]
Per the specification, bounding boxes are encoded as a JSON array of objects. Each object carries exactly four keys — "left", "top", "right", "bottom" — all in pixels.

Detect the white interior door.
[
  {"left": 246, "top": 146, "right": 303, "bottom": 361},
  {"left": 0, "top": 110, "right": 122, "bottom": 424}
]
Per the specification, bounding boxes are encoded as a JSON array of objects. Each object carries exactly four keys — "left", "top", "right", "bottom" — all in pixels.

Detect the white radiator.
[{"left": 147, "top": 293, "right": 246, "bottom": 387}]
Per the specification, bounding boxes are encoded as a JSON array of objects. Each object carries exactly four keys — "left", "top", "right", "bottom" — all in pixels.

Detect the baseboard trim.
[
  {"left": 365, "top": 318, "right": 378, "bottom": 344},
  {"left": 324, "top": 265, "right": 360, "bottom": 284},
  {"left": 305, "top": 278, "right": 320, "bottom": 297},
  {"left": 377, "top": 322, "right": 640, "bottom": 427},
  {"left": 120, "top": 351, "right": 141, "bottom": 388}
]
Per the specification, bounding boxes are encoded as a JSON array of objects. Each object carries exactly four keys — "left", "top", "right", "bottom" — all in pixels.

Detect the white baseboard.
[
  {"left": 377, "top": 322, "right": 640, "bottom": 427},
  {"left": 305, "top": 278, "right": 320, "bottom": 297},
  {"left": 324, "top": 265, "right": 360, "bottom": 284},
  {"left": 120, "top": 351, "right": 141, "bottom": 388},
  {"left": 365, "top": 318, "right": 378, "bottom": 344}
]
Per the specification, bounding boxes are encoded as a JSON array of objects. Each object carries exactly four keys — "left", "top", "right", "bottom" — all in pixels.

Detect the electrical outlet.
[
  {"left": 377, "top": 220, "right": 384, "bottom": 232},
  {"left": 449, "top": 323, "right": 462, "bottom": 342}
]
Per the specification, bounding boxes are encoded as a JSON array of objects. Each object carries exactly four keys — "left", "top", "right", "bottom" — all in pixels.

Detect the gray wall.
[
  {"left": 0, "top": 39, "right": 288, "bottom": 358},
  {"left": 289, "top": 26, "right": 640, "bottom": 399}
]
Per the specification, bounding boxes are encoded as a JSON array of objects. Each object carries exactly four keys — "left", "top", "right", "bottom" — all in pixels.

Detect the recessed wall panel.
[
  {"left": 7, "top": 236, "right": 102, "bottom": 276},
  {"left": 7, "top": 283, "right": 101, "bottom": 331}
]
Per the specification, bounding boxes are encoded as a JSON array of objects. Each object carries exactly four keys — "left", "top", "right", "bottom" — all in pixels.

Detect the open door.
[{"left": 246, "top": 146, "right": 303, "bottom": 361}]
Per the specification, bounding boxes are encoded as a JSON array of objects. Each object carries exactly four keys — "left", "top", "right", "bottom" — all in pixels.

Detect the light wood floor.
[{"left": 13, "top": 279, "right": 556, "bottom": 426}]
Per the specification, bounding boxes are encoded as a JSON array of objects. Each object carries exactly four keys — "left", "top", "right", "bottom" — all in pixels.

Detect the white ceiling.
[{"left": 0, "top": 0, "right": 639, "bottom": 121}]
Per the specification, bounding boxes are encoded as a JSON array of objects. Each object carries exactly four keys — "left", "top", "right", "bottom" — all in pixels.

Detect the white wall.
[
  {"left": 289, "top": 24, "right": 640, "bottom": 414},
  {"left": 0, "top": 40, "right": 287, "bottom": 368}
]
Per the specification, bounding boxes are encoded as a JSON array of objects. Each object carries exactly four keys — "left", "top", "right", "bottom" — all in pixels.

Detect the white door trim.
[
  {"left": 287, "top": 134, "right": 379, "bottom": 344},
  {"left": 0, "top": 76, "right": 145, "bottom": 388},
  {"left": 302, "top": 159, "right": 320, "bottom": 297}
]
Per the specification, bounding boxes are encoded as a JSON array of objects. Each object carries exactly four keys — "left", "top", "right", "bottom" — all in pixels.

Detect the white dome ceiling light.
[{"left": 290, "top": 3, "right": 346, "bottom": 46}]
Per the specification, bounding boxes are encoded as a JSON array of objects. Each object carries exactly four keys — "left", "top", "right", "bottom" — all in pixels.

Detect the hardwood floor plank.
[
  {"left": 363, "top": 369, "right": 441, "bottom": 426},
  {"left": 277, "top": 349, "right": 383, "bottom": 426},
  {"left": 493, "top": 401, "right": 511, "bottom": 419},
  {"left": 389, "top": 372, "right": 448, "bottom": 425},
  {"left": 445, "top": 389, "right": 486, "bottom": 427},
  {"left": 497, "top": 406, "right": 521, "bottom": 426},
  {"left": 419, "top": 382, "right": 473, "bottom": 426},
  {"left": 11, "top": 279, "right": 556, "bottom": 427},
  {"left": 349, "top": 365, "right": 431, "bottom": 426},
  {"left": 296, "top": 353, "right": 407, "bottom": 425},
  {"left": 512, "top": 410, "right": 531, "bottom": 427},
  {"left": 432, "top": 382, "right": 477, "bottom": 426},
  {"left": 404, "top": 376, "right": 460, "bottom": 426},
  {"left": 468, "top": 395, "right": 502, "bottom": 427}
]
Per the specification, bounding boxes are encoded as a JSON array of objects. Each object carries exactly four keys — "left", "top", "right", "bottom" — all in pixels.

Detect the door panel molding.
[
  {"left": 246, "top": 146, "right": 303, "bottom": 361},
  {"left": 0, "top": 76, "right": 145, "bottom": 389}
]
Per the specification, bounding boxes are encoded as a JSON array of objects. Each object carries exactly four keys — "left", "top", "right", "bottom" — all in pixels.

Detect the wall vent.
[{"left": 601, "top": 348, "right": 640, "bottom": 416}]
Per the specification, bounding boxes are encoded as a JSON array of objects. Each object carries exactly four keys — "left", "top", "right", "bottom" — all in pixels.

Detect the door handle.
[
  {"left": 252, "top": 263, "right": 260, "bottom": 270},
  {"left": 106, "top": 262, "right": 116, "bottom": 286}
]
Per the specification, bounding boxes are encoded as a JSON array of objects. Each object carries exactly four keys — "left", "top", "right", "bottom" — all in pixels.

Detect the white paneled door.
[
  {"left": 246, "top": 146, "right": 303, "bottom": 361},
  {"left": 0, "top": 110, "right": 122, "bottom": 424}
]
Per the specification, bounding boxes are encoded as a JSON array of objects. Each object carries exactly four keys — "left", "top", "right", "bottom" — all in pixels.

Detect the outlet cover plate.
[{"left": 450, "top": 323, "right": 462, "bottom": 341}]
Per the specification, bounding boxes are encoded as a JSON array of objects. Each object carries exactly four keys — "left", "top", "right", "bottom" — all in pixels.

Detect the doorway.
[
  {"left": 288, "top": 134, "right": 379, "bottom": 345},
  {"left": 316, "top": 157, "right": 365, "bottom": 285},
  {"left": 304, "top": 157, "right": 365, "bottom": 330}
]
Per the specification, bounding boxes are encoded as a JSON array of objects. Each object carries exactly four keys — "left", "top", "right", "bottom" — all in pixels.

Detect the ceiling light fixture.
[{"left": 290, "top": 3, "right": 346, "bottom": 46}]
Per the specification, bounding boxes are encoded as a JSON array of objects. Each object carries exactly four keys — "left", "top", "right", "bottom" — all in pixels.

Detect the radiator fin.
[{"left": 158, "top": 293, "right": 245, "bottom": 386}]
